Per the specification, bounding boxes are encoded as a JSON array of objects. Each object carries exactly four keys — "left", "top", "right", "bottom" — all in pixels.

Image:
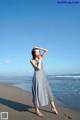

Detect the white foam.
[{"left": 55, "top": 75, "right": 80, "bottom": 78}]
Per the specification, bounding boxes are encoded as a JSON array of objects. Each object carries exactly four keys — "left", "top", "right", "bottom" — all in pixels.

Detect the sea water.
[{"left": 0, "top": 74, "right": 80, "bottom": 111}]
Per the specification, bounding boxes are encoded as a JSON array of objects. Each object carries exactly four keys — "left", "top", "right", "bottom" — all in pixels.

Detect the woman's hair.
[{"left": 31, "top": 48, "right": 40, "bottom": 59}]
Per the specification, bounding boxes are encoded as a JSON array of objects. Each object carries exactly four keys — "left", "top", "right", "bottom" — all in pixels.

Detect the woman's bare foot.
[
  {"left": 50, "top": 101, "right": 58, "bottom": 115},
  {"left": 51, "top": 108, "right": 58, "bottom": 115},
  {"left": 35, "top": 110, "right": 44, "bottom": 117}
]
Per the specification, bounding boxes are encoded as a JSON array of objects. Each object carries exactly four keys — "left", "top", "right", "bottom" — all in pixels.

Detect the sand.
[{"left": 0, "top": 83, "right": 80, "bottom": 120}]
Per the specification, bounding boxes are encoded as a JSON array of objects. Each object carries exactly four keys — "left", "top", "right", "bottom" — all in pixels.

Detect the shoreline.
[
  {"left": 0, "top": 83, "right": 80, "bottom": 120},
  {"left": 1, "top": 82, "right": 80, "bottom": 112}
]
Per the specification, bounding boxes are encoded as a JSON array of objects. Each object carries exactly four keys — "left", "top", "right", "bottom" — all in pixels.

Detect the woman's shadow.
[{"left": 0, "top": 98, "right": 35, "bottom": 114}]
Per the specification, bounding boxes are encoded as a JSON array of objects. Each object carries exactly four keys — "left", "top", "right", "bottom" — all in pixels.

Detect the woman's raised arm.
[{"left": 34, "top": 46, "right": 48, "bottom": 58}]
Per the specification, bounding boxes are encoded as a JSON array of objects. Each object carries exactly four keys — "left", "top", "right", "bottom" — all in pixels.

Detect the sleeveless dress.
[{"left": 32, "top": 60, "right": 54, "bottom": 107}]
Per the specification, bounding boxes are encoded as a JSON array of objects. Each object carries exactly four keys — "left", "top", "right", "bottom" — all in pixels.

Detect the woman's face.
[{"left": 34, "top": 49, "right": 40, "bottom": 57}]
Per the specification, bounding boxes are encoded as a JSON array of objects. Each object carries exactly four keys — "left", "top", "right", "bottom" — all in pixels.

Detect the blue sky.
[{"left": 0, "top": 0, "right": 80, "bottom": 76}]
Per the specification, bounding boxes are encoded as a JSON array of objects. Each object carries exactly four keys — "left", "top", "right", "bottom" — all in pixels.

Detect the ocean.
[{"left": 0, "top": 74, "right": 80, "bottom": 111}]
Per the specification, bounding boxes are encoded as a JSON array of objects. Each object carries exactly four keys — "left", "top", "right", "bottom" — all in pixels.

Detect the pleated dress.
[{"left": 32, "top": 60, "right": 54, "bottom": 107}]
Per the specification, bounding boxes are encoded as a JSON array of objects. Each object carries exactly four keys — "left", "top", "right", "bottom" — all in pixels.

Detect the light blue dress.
[{"left": 32, "top": 60, "right": 54, "bottom": 107}]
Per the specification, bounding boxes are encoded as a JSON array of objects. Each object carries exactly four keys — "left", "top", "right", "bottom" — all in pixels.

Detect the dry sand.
[{"left": 0, "top": 83, "right": 80, "bottom": 120}]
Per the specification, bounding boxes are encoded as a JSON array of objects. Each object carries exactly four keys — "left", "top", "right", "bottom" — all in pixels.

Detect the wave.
[
  {"left": 47, "top": 74, "right": 80, "bottom": 79},
  {"left": 55, "top": 76, "right": 80, "bottom": 78}
]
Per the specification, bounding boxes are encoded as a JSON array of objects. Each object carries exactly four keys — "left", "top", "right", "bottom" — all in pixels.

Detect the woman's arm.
[
  {"left": 30, "top": 60, "right": 41, "bottom": 70},
  {"left": 34, "top": 46, "right": 48, "bottom": 58}
]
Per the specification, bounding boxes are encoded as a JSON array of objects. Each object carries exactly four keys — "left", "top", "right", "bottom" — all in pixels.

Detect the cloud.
[{"left": 5, "top": 60, "right": 11, "bottom": 64}]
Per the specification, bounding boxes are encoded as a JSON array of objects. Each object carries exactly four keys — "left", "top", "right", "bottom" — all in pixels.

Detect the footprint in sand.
[{"left": 64, "top": 114, "right": 72, "bottom": 119}]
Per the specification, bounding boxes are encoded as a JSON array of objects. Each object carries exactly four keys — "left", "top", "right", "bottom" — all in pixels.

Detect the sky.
[{"left": 0, "top": 0, "right": 80, "bottom": 76}]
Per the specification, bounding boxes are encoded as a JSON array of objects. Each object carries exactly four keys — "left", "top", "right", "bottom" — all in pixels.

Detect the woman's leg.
[
  {"left": 49, "top": 101, "right": 58, "bottom": 114},
  {"left": 33, "top": 103, "right": 44, "bottom": 117}
]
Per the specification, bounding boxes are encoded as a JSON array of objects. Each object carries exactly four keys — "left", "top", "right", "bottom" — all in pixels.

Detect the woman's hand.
[
  {"left": 38, "top": 59, "right": 41, "bottom": 63},
  {"left": 34, "top": 46, "right": 40, "bottom": 49},
  {"left": 37, "top": 56, "right": 42, "bottom": 64}
]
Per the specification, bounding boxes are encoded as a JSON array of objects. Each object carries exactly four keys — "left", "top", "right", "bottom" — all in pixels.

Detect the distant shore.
[{"left": 0, "top": 83, "right": 80, "bottom": 120}]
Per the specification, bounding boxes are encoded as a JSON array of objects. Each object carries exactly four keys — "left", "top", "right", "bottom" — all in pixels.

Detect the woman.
[{"left": 30, "top": 46, "right": 58, "bottom": 117}]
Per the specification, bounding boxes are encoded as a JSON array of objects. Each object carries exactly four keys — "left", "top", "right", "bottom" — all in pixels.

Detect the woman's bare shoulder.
[
  {"left": 30, "top": 59, "right": 33, "bottom": 62},
  {"left": 30, "top": 59, "right": 35, "bottom": 63}
]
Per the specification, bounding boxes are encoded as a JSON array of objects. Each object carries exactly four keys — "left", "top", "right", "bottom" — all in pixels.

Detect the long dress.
[{"left": 32, "top": 60, "right": 54, "bottom": 107}]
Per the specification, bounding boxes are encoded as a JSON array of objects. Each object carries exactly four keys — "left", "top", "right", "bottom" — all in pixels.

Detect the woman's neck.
[{"left": 35, "top": 57, "right": 39, "bottom": 60}]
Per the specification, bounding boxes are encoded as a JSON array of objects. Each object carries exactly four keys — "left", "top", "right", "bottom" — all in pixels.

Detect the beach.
[{"left": 0, "top": 83, "right": 80, "bottom": 120}]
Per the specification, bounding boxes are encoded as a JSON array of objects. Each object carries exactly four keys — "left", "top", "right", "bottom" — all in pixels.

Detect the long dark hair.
[{"left": 31, "top": 48, "right": 40, "bottom": 59}]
